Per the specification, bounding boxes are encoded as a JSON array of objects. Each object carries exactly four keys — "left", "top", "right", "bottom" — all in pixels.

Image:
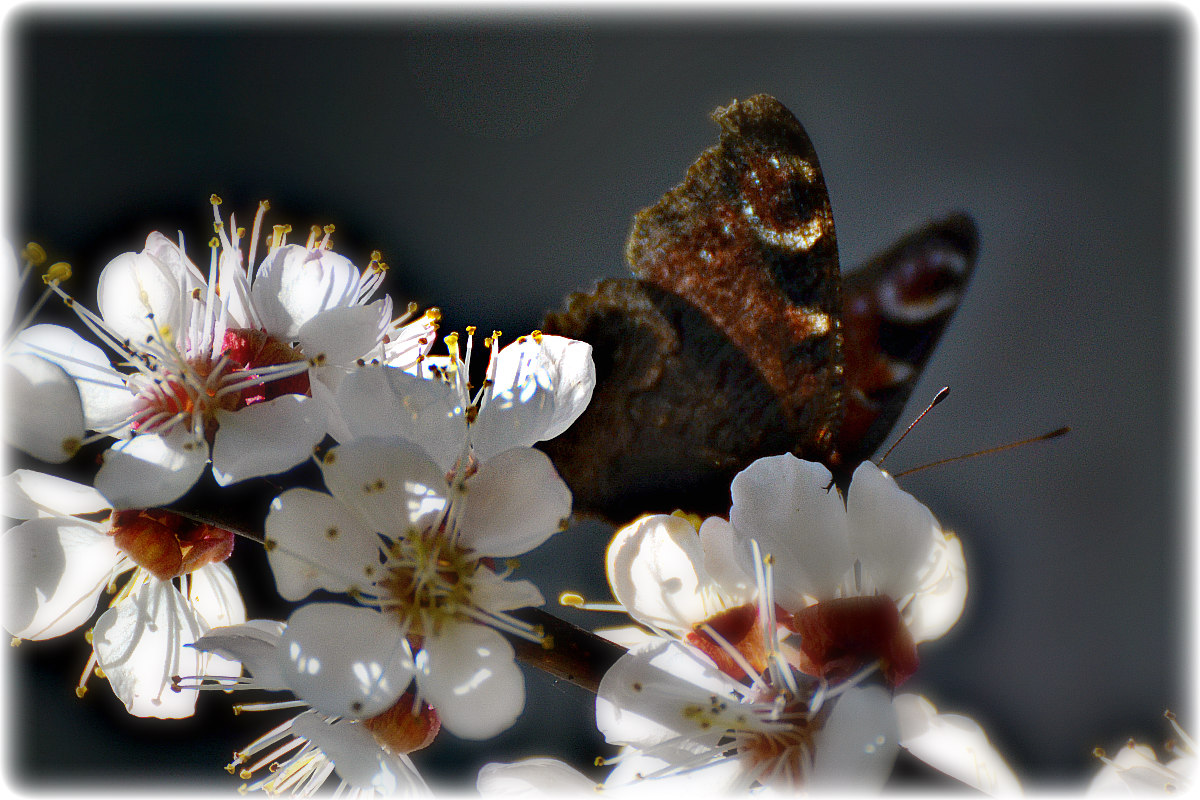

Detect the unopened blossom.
[
  {"left": 261, "top": 431, "right": 579, "bottom": 740},
  {"left": 1, "top": 469, "right": 245, "bottom": 717},
  {"left": 1089, "top": 711, "right": 1196, "bottom": 795},
  {"left": 18, "top": 198, "right": 436, "bottom": 509},
  {"left": 330, "top": 326, "right": 595, "bottom": 473},
  {"left": 188, "top": 621, "right": 434, "bottom": 798},
  {"left": 3, "top": 244, "right": 85, "bottom": 462},
  {"left": 583, "top": 457, "right": 1017, "bottom": 794}
]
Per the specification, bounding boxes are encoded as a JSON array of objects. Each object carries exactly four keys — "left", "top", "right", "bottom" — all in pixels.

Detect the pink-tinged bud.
[
  {"left": 361, "top": 690, "right": 441, "bottom": 754},
  {"left": 785, "top": 595, "right": 919, "bottom": 687},
  {"left": 110, "top": 510, "right": 236, "bottom": 581}
]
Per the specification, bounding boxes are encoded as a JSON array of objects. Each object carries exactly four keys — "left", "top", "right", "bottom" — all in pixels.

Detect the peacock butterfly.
[{"left": 540, "top": 94, "right": 977, "bottom": 523}]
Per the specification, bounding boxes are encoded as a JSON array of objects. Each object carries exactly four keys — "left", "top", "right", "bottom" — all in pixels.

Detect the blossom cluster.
[{"left": 2, "top": 199, "right": 1116, "bottom": 796}]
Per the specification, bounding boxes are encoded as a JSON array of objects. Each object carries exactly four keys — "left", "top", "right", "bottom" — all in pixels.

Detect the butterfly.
[{"left": 539, "top": 94, "right": 977, "bottom": 523}]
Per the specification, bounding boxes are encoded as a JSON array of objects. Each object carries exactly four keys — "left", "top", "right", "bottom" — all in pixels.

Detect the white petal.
[
  {"left": 192, "top": 619, "right": 287, "bottom": 690},
  {"left": 2, "top": 469, "right": 109, "bottom": 519},
  {"left": 92, "top": 578, "right": 204, "bottom": 718},
  {"left": 596, "top": 638, "right": 743, "bottom": 753},
  {"left": 595, "top": 625, "right": 656, "bottom": 649},
  {"left": 809, "top": 685, "right": 900, "bottom": 792},
  {"left": 471, "top": 338, "right": 558, "bottom": 462},
  {"left": 298, "top": 303, "right": 386, "bottom": 367},
  {"left": 894, "top": 693, "right": 1022, "bottom": 795},
  {"left": 279, "top": 602, "right": 414, "bottom": 719},
  {"left": 264, "top": 488, "right": 384, "bottom": 601},
  {"left": 729, "top": 454, "right": 853, "bottom": 605},
  {"left": 210, "top": 394, "right": 328, "bottom": 485},
  {"left": 468, "top": 568, "right": 545, "bottom": 613},
  {"left": 334, "top": 366, "right": 467, "bottom": 473},
  {"left": 528, "top": 335, "right": 596, "bottom": 441},
  {"left": 606, "top": 752, "right": 746, "bottom": 795},
  {"left": 142, "top": 231, "right": 206, "bottom": 287},
  {"left": 697, "top": 516, "right": 755, "bottom": 603},
  {"left": 319, "top": 436, "right": 449, "bottom": 539},
  {"left": 4, "top": 352, "right": 84, "bottom": 463},
  {"left": 94, "top": 428, "right": 208, "bottom": 509},
  {"left": 846, "top": 462, "right": 940, "bottom": 599},
  {"left": 96, "top": 250, "right": 190, "bottom": 347},
  {"left": 290, "top": 713, "right": 431, "bottom": 796},
  {"left": 456, "top": 447, "right": 571, "bottom": 557},
  {"left": 1, "top": 243, "right": 16, "bottom": 332},
  {"left": 10, "top": 323, "right": 134, "bottom": 431},
  {"left": 417, "top": 622, "right": 524, "bottom": 740},
  {"left": 2, "top": 517, "right": 120, "bottom": 640},
  {"left": 606, "top": 514, "right": 711, "bottom": 633},
  {"left": 477, "top": 758, "right": 597, "bottom": 796},
  {"left": 252, "top": 245, "right": 361, "bottom": 339},
  {"left": 906, "top": 532, "right": 968, "bottom": 643},
  {"left": 187, "top": 563, "right": 247, "bottom": 680}
]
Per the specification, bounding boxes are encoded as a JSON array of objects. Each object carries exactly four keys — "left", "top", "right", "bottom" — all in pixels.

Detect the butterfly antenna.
[
  {"left": 876, "top": 386, "right": 950, "bottom": 470},
  {"left": 892, "top": 426, "right": 1070, "bottom": 478}
]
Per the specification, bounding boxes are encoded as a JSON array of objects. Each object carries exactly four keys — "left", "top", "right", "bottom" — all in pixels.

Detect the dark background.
[{"left": 5, "top": 8, "right": 1188, "bottom": 794}]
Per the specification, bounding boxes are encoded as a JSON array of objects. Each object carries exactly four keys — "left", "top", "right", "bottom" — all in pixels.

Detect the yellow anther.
[
  {"left": 9, "top": 637, "right": 20, "bottom": 647},
  {"left": 232, "top": 705, "right": 244, "bottom": 715},
  {"left": 323, "top": 224, "right": 335, "bottom": 235},
  {"left": 93, "top": 667, "right": 106, "bottom": 679},
  {"left": 670, "top": 509, "right": 704, "bottom": 531},
  {"left": 224, "top": 763, "right": 237, "bottom": 774},
  {"left": 61, "top": 437, "right": 81, "bottom": 457},
  {"left": 531, "top": 329, "right": 544, "bottom": 343},
  {"left": 84, "top": 628, "right": 94, "bottom": 643},
  {"left": 370, "top": 250, "right": 382, "bottom": 261},
  {"left": 239, "top": 769, "right": 252, "bottom": 780},
  {"left": 426, "top": 307, "right": 442, "bottom": 322},
  {"left": 465, "top": 325, "right": 477, "bottom": 336},
  {"left": 21, "top": 242, "right": 46, "bottom": 266},
  {"left": 594, "top": 757, "right": 605, "bottom": 767},
  {"left": 1165, "top": 710, "right": 1177, "bottom": 721},
  {"left": 210, "top": 194, "right": 223, "bottom": 206},
  {"left": 213, "top": 221, "right": 224, "bottom": 232},
  {"left": 236, "top": 226, "right": 246, "bottom": 238},
  {"left": 407, "top": 301, "right": 419, "bottom": 315},
  {"left": 282, "top": 223, "right": 292, "bottom": 233},
  {"left": 763, "top": 553, "right": 775, "bottom": 566},
  {"left": 209, "top": 237, "right": 221, "bottom": 249},
  {"left": 505, "top": 558, "right": 520, "bottom": 570},
  {"left": 1093, "top": 747, "right": 1107, "bottom": 758},
  {"left": 75, "top": 686, "right": 87, "bottom": 698},
  {"left": 492, "top": 330, "right": 502, "bottom": 341},
  {"left": 259, "top": 199, "right": 271, "bottom": 210},
  {"left": 559, "top": 592, "right": 586, "bottom": 608},
  {"left": 42, "top": 262, "right": 72, "bottom": 284},
  {"left": 541, "top": 635, "right": 555, "bottom": 650}
]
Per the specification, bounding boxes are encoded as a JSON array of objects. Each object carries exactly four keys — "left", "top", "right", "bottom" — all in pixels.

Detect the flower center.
[
  {"left": 109, "top": 509, "right": 235, "bottom": 581},
  {"left": 361, "top": 690, "right": 441, "bottom": 754},
  {"left": 783, "top": 595, "right": 918, "bottom": 687},
  {"left": 737, "top": 703, "right": 823, "bottom": 787},
  {"left": 130, "top": 328, "right": 310, "bottom": 442},
  {"left": 375, "top": 531, "right": 478, "bottom": 639}
]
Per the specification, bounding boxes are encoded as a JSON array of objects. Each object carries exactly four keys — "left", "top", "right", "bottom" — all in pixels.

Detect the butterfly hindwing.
[{"left": 541, "top": 95, "right": 976, "bottom": 523}]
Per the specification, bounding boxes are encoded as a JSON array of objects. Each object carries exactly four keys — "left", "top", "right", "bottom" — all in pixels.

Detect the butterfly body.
[{"left": 541, "top": 95, "right": 976, "bottom": 522}]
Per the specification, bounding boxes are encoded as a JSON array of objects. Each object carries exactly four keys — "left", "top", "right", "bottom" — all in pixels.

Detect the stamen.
[{"left": 558, "top": 591, "right": 626, "bottom": 612}]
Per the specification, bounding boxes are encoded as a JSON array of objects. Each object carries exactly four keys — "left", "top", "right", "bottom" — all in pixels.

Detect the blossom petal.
[
  {"left": 606, "top": 752, "right": 746, "bottom": 794},
  {"left": 606, "top": 514, "right": 711, "bottom": 633},
  {"left": 2, "top": 517, "right": 120, "bottom": 640},
  {"left": 298, "top": 302, "right": 386, "bottom": 367},
  {"left": 477, "top": 758, "right": 598, "bottom": 795},
  {"left": 193, "top": 620, "right": 287, "bottom": 690},
  {"left": 252, "top": 245, "right": 361, "bottom": 339},
  {"left": 264, "top": 488, "right": 384, "bottom": 601},
  {"left": 92, "top": 578, "right": 204, "bottom": 718},
  {"left": 4, "top": 352, "right": 85, "bottom": 463},
  {"left": 289, "top": 713, "right": 431, "bottom": 796},
  {"left": 697, "top": 517, "right": 756, "bottom": 602},
  {"left": 846, "top": 462, "right": 940, "bottom": 599},
  {"left": 10, "top": 323, "right": 134, "bottom": 431},
  {"left": 468, "top": 568, "right": 545, "bottom": 613},
  {"left": 2, "top": 469, "right": 109, "bottom": 519},
  {"left": 471, "top": 333, "right": 593, "bottom": 459},
  {"left": 906, "top": 532, "right": 968, "bottom": 643},
  {"left": 211, "top": 394, "right": 328, "bottom": 485},
  {"left": 729, "top": 454, "right": 853, "bottom": 605},
  {"left": 894, "top": 693, "right": 1021, "bottom": 795},
  {"left": 596, "top": 638, "right": 743, "bottom": 754},
  {"left": 417, "top": 622, "right": 524, "bottom": 740},
  {"left": 187, "top": 563, "right": 247, "bottom": 681},
  {"left": 456, "top": 447, "right": 571, "bottom": 557},
  {"left": 94, "top": 428, "right": 208, "bottom": 509},
  {"left": 319, "top": 437, "right": 449, "bottom": 539},
  {"left": 334, "top": 366, "right": 467, "bottom": 473},
  {"left": 96, "top": 250, "right": 191, "bottom": 347},
  {"left": 809, "top": 685, "right": 900, "bottom": 792},
  {"left": 279, "top": 602, "right": 414, "bottom": 719}
]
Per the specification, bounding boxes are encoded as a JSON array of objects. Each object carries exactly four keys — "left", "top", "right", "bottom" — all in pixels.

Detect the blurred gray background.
[{"left": 7, "top": 8, "right": 1187, "bottom": 793}]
